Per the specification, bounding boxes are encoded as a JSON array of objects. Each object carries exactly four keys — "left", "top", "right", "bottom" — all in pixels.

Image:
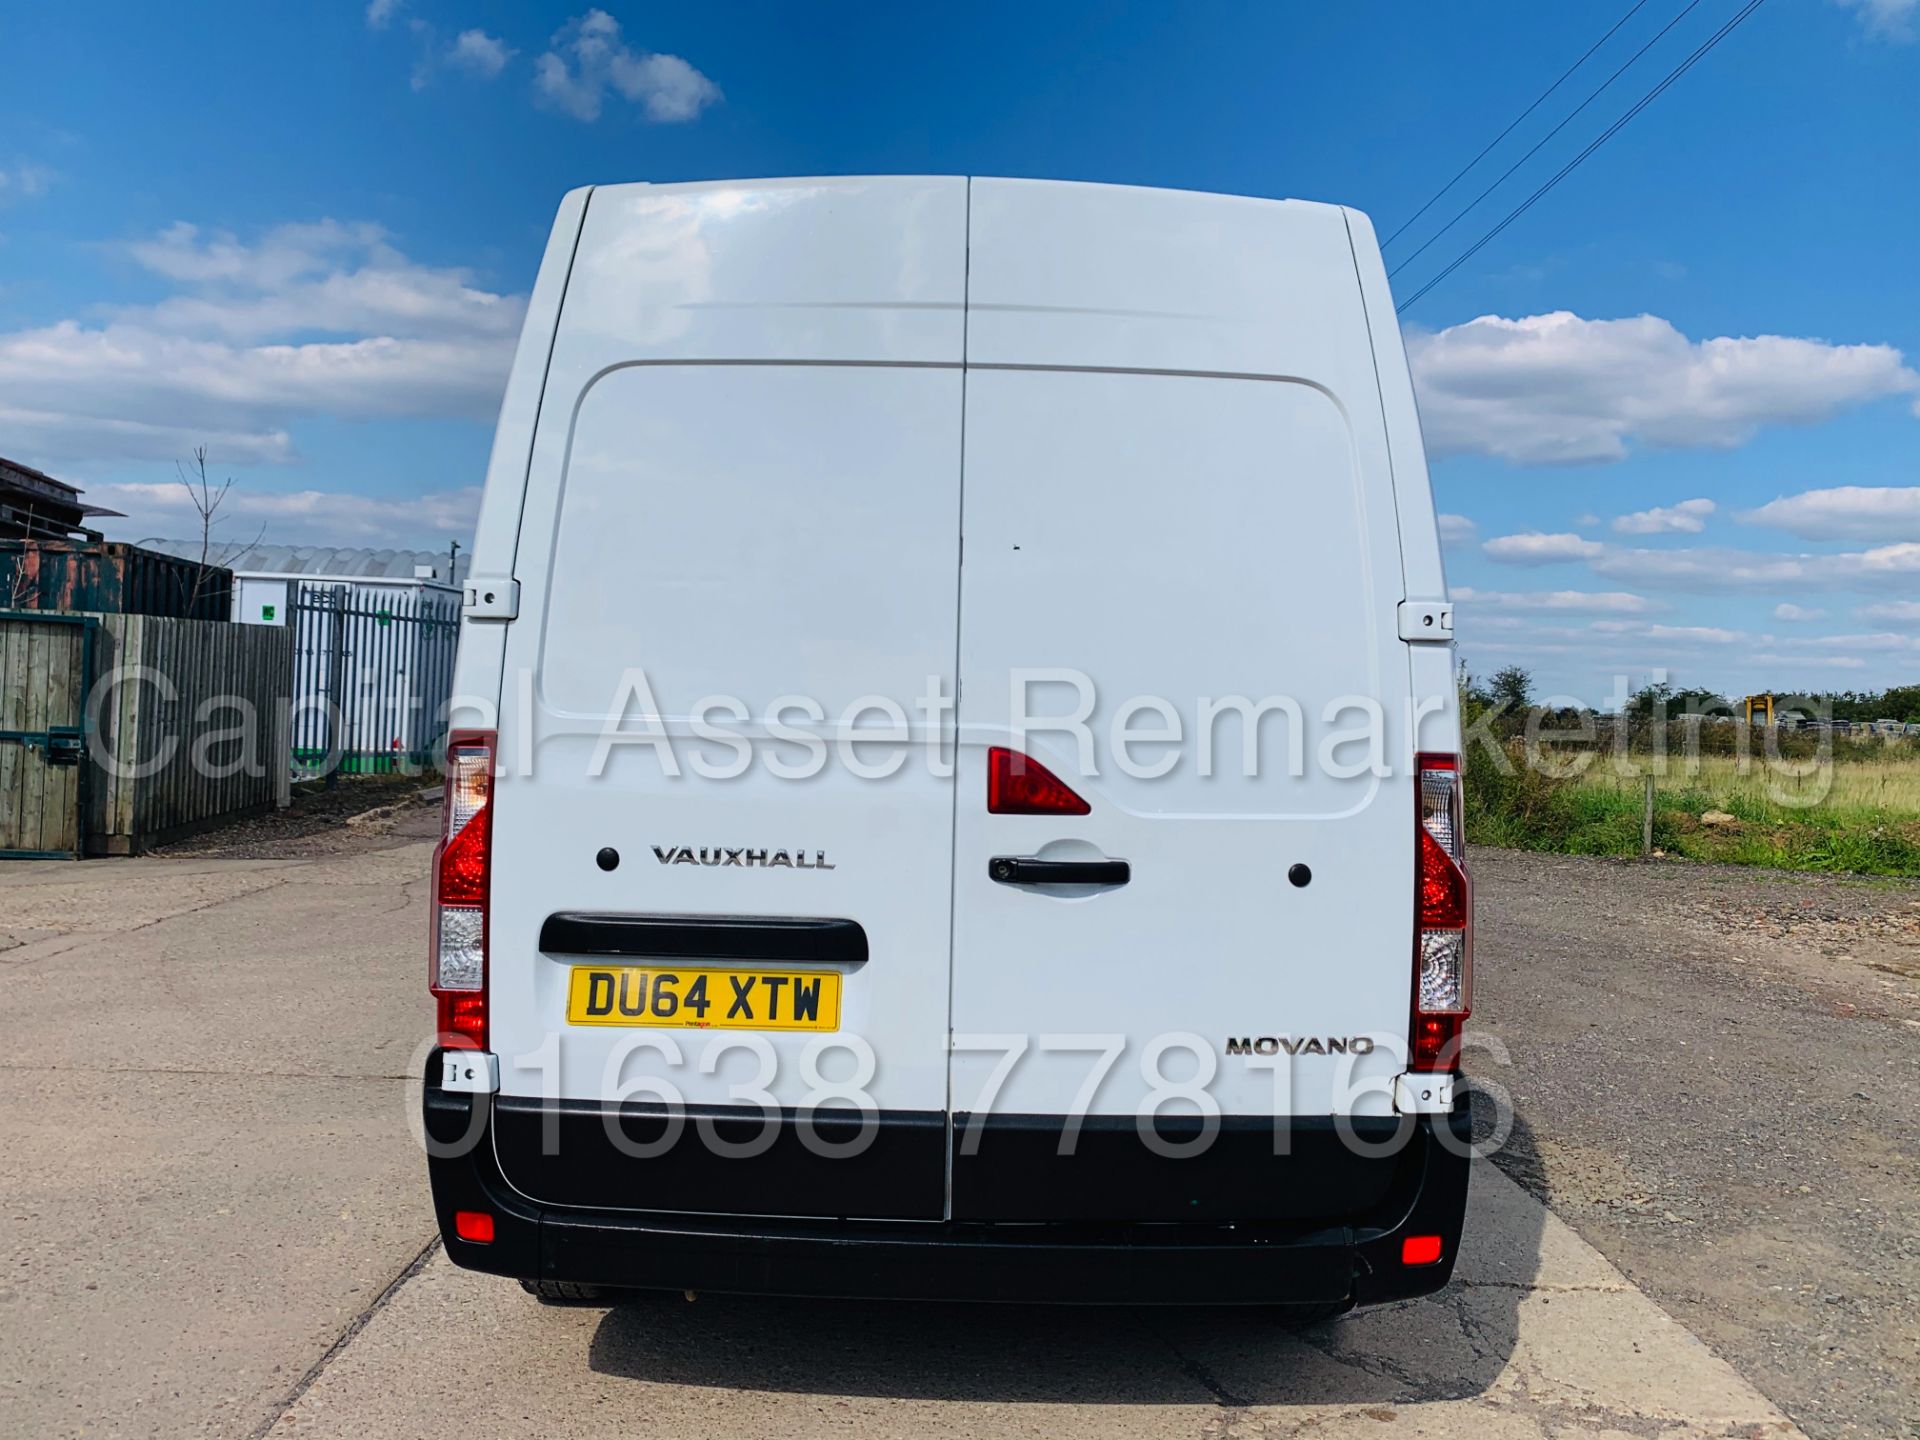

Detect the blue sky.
[{"left": 1, "top": 0, "right": 1916, "bottom": 704}]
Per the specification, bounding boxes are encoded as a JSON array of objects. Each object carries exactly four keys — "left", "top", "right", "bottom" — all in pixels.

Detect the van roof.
[{"left": 581, "top": 173, "right": 1350, "bottom": 219}]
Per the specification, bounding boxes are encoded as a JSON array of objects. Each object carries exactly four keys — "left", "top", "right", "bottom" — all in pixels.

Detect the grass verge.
[{"left": 1465, "top": 744, "right": 1920, "bottom": 877}]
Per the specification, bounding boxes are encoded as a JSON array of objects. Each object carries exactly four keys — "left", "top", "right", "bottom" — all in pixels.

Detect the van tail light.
[
  {"left": 988, "top": 747, "right": 1091, "bottom": 816},
  {"left": 431, "top": 730, "right": 495, "bottom": 1050},
  {"left": 1412, "top": 752, "right": 1471, "bottom": 1071}
]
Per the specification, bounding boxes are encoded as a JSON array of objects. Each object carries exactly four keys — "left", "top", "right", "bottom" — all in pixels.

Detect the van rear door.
[
  {"left": 485, "top": 179, "right": 968, "bottom": 1220},
  {"left": 948, "top": 180, "right": 1419, "bottom": 1221}
]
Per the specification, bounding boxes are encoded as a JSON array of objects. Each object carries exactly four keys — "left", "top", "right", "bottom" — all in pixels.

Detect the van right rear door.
[{"left": 947, "top": 180, "right": 1420, "bottom": 1222}]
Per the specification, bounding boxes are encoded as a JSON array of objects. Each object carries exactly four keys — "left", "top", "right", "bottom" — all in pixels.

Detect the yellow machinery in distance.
[{"left": 1744, "top": 694, "right": 1775, "bottom": 726}]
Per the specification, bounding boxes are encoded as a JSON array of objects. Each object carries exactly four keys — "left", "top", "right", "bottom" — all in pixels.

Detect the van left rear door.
[{"left": 485, "top": 178, "right": 968, "bottom": 1221}]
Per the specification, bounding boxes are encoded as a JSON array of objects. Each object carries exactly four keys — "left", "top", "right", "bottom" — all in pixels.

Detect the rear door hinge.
[
  {"left": 1397, "top": 599, "right": 1454, "bottom": 643},
  {"left": 464, "top": 576, "right": 519, "bottom": 622}
]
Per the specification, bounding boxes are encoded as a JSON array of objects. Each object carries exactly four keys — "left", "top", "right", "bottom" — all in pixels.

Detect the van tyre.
[
  {"left": 1268, "top": 1301, "right": 1352, "bottom": 1327},
  {"left": 521, "top": 1279, "right": 613, "bottom": 1304}
]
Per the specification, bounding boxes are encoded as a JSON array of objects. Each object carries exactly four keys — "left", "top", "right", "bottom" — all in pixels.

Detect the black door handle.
[{"left": 989, "top": 856, "right": 1130, "bottom": 886}]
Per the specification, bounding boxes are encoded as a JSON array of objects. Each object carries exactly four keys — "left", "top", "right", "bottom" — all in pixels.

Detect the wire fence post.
[{"left": 1642, "top": 773, "right": 1655, "bottom": 858}]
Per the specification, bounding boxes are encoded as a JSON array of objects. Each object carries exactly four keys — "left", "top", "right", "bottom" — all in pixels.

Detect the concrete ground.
[
  {"left": 271, "top": 1164, "right": 1801, "bottom": 1440},
  {"left": 6, "top": 826, "right": 1894, "bottom": 1439},
  {"left": 0, "top": 843, "right": 436, "bottom": 1440}
]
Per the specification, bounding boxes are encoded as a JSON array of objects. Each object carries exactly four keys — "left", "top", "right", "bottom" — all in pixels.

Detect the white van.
[{"left": 424, "top": 177, "right": 1472, "bottom": 1313}]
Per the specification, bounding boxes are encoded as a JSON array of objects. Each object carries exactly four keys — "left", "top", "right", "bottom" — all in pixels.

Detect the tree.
[
  {"left": 1671, "top": 686, "right": 1732, "bottom": 718},
  {"left": 1624, "top": 681, "right": 1675, "bottom": 720},
  {"left": 5, "top": 562, "right": 36, "bottom": 610},
  {"left": 1624, "top": 682, "right": 1730, "bottom": 721},
  {"left": 1456, "top": 660, "right": 1489, "bottom": 708},
  {"left": 174, "top": 447, "right": 263, "bottom": 617},
  {"left": 1488, "top": 665, "right": 1533, "bottom": 713},
  {"left": 1879, "top": 684, "right": 1920, "bottom": 724}
]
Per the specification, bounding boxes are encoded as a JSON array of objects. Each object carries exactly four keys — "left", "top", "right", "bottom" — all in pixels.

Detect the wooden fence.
[
  {"left": 85, "top": 614, "right": 293, "bottom": 854},
  {"left": 0, "top": 612, "right": 93, "bottom": 858}
]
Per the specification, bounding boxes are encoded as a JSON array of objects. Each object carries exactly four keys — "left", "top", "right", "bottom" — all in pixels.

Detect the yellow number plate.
[{"left": 566, "top": 965, "right": 841, "bottom": 1031}]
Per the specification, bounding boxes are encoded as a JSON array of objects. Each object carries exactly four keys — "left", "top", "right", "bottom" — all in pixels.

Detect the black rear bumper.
[{"left": 423, "top": 1055, "right": 1471, "bottom": 1308}]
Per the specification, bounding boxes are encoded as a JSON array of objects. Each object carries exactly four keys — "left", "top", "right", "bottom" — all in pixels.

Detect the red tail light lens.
[
  {"left": 1412, "top": 752, "right": 1471, "bottom": 1071},
  {"left": 1418, "top": 826, "right": 1469, "bottom": 929},
  {"left": 438, "top": 993, "right": 487, "bottom": 1047},
  {"left": 438, "top": 806, "right": 488, "bottom": 907},
  {"left": 431, "top": 731, "right": 495, "bottom": 1050},
  {"left": 453, "top": 1210, "right": 495, "bottom": 1243},
  {"left": 988, "top": 747, "right": 1091, "bottom": 816}
]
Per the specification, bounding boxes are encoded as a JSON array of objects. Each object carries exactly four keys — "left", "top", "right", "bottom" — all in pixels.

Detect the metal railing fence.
[{"left": 290, "top": 582, "right": 459, "bottom": 780}]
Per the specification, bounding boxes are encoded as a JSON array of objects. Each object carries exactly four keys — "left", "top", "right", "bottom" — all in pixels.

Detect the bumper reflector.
[
  {"left": 1401, "top": 1233, "right": 1443, "bottom": 1266},
  {"left": 454, "top": 1210, "right": 495, "bottom": 1243}
]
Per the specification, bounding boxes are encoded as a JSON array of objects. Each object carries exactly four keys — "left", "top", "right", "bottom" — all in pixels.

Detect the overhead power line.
[
  {"left": 1391, "top": 0, "right": 1707, "bottom": 279},
  {"left": 1395, "top": 0, "right": 1770, "bottom": 315},
  {"left": 1382, "top": 0, "right": 1653, "bottom": 250}
]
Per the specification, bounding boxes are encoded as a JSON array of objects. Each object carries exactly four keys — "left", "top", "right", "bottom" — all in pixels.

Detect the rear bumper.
[{"left": 423, "top": 1056, "right": 1472, "bottom": 1308}]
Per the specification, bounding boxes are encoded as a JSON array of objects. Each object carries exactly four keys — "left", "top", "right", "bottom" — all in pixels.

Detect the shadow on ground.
[{"left": 585, "top": 1099, "right": 1546, "bottom": 1408}]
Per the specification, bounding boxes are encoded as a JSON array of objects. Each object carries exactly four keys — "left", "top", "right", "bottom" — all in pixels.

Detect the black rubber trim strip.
[
  {"left": 538, "top": 912, "right": 869, "bottom": 966},
  {"left": 491, "top": 1096, "right": 943, "bottom": 1219},
  {"left": 950, "top": 1113, "right": 1415, "bottom": 1222}
]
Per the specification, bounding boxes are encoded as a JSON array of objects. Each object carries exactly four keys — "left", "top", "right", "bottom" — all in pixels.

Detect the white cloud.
[
  {"left": 99, "top": 479, "right": 479, "bottom": 547},
  {"left": 1582, "top": 541, "right": 1920, "bottom": 593},
  {"left": 129, "top": 218, "right": 381, "bottom": 288},
  {"left": 0, "top": 404, "right": 293, "bottom": 465},
  {"left": 0, "top": 163, "right": 54, "bottom": 203},
  {"left": 118, "top": 220, "right": 520, "bottom": 341},
  {"left": 367, "top": 4, "right": 510, "bottom": 90},
  {"left": 1477, "top": 528, "right": 1920, "bottom": 595},
  {"left": 1583, "top": 620, "right": 1745, "bottom": 644},
  {"left": 1749, "top": 653, "right": 1868, "bottom": 670},
  {"left": 535, "top": 10, "right": 721, "bottom": 123},
  {"left": 1740, "top": 485, "right": 1920, "bottom": 541},
  {"left": 1407, "top": 311, "right": 1920, "bottom": 465},
  {"left": 447, "top": 29, "right": 514, "bottom": 79},
  {"left": 1644, "top": 624, "right": 1743, "bottom": 645},
  {"left": 1833, "top": 0, "right": 1916, "bottom": 40},
  {"left": 1774, "top": 603, "right": 1826, "bottom": 621},
  {"left": 1454, "top": 586, "right": 1662, "bottom": 614},
  {"left": 1436, "top": 512, "right": 1476, "bottom": 545},
  {"left": 1612, "top": 497, "right": 1715, "bottom": 535},
  {"left": 1816, "top": 631, "right": 1920, "bottom": 652},
  {"left": 0, "top": 219, "right": 524, "bottom": 466},
  {"left": 412, "top": 25, "right": 517, "bottom": 89},
  {"left": 1482, "top": 531, "right": 1606, "bottom": 564},
  {"left": 1857, "top": 600, "right": 1920, "bottom": 623}
]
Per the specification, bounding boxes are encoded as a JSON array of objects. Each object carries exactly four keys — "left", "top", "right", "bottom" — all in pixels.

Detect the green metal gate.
[{"left": 0, "top": 611, "right": 95, "bottom": 859}]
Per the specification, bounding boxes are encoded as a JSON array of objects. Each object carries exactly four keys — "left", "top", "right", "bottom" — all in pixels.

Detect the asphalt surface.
[
  {"left": 1467, "top": 847, "right": 1920, "bottom": 1440},
  {"left": 3, "top": 814, "right": 1907, "bottom": 1438}
]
